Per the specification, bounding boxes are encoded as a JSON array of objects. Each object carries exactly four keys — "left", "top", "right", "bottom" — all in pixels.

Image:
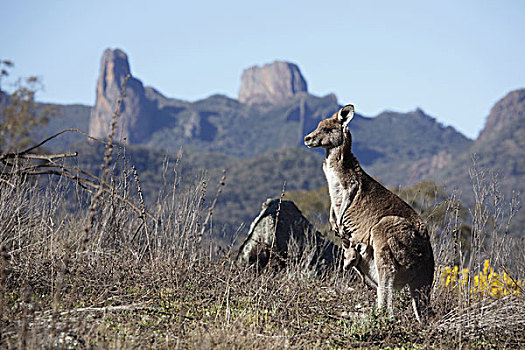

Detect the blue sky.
[{"left": 2, "top": 0, "right": 524, "bottom": 139}]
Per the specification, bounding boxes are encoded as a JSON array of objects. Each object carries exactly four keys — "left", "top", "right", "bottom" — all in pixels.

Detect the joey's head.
[
  {"left": 342, "top": 238, "right": 367, "bottom": 270},
  {"left": 304, "top": 104, "right": 354, "bottom": 149}
]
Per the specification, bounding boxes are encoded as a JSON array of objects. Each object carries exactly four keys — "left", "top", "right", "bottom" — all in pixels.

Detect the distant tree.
[
  {"left": 285, "top": 186, "right": 331, "bottom": 231},
  {"left": 0, "top": 59, "right": 14, "bottom": 91},
  {"left": 0, "top": 60, "right": 55, "bottom": 153}
]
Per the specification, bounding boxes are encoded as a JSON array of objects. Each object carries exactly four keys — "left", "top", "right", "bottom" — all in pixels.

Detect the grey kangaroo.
[{"left": 304, "top": 104, "right": 434, "bottom": 322}]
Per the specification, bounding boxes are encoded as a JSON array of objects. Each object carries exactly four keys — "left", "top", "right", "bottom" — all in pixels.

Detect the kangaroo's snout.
[{"left": 304, "top": 132, "right": 317, "bottom": 148}]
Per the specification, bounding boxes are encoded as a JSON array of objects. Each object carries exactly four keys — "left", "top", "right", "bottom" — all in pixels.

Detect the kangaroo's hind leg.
[{"left": 409, "top": 284, "right": 432, "bottom": 324}]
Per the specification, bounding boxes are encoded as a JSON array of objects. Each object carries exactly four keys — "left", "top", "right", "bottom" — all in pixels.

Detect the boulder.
[{"left": 235, "top": 198, "right": 340, "bottom": 271}]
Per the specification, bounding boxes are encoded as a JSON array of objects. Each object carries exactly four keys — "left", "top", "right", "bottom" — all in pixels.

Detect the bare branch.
[
  {"left": 0, "top": 127, "right": 157, "bottom": 222},
  {"left": 0, "top": 128, "right": 107, "bottom": 161}
]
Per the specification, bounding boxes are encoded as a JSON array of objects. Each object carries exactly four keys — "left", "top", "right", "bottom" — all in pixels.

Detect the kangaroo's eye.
[{"left": 322, "top": 127, "right": 331, "bottom": 133}]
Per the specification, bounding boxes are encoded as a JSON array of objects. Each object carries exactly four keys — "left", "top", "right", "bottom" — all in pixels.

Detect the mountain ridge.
[
  {"left": 29, "top": 48, "right": 523, "bottom": 236},
  {"left": 83, "top": 49, "right": 471, "bottom": 184}
]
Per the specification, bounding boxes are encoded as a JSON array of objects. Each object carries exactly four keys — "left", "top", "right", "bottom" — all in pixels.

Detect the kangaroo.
[
  {"left": 342, "top": 239, "right": 375, "bottom": 288},
  {"left": 304, "top": 104, "right": 434, "bottom": 322}
]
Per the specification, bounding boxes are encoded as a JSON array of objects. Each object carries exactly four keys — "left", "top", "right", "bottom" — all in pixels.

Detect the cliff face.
[
  {"left": 89, "top": 52, "right": 314, "bottom": 145},
  {"left": 477, "top": 89, "right": 525, "bottom": 142},
  {"left": 87, "top": 50, "right": 334, "bottom": 153},
  {"left": 85, "top": 49, "right": 483, "bottom": 187},
  {"left": 238, "top": 61, "right": 308, "bottom": 104},
  {"left": 89, "top": 49, "right": 154, "bottom": 143}
]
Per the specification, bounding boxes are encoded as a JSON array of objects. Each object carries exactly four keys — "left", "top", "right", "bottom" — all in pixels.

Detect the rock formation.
[
  {"left": 477, "top": 89, "right": 525, "bottom": 141},
  {"left": 235, "top": 198, "right": 340, "bottom": 271},
  {"left": 238, "top": 61, "right": 308, "bottom": 104},
  {"left": 89, "top": 48, "right": 155, "bottom": 143}
]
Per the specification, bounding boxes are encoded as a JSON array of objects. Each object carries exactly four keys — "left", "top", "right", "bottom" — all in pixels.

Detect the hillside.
[
  {"left": 37, "top": 103, "right": 91, "bottom": 149},
  {"left": 51, "top": 49, "right": 470, "bottom": 183},
  {"left": 45, "top": 140, "right": 324, "bottom": 234},
  {"left": 25, "top": 48, "right": 522, "bottom": 237},
  {"left": 349, "top": 109, "right": 471, "bottom": 185},
  {"left": 435, "top": 89, "right": 525, "bottom": 235}
]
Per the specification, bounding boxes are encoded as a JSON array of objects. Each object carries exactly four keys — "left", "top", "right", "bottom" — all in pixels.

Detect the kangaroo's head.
[
  {"left": 342, "top": 238, "right": 367, "bottom": 270},
  {"left": 304, "top": 104, "right": 354, "bottom": 149}
]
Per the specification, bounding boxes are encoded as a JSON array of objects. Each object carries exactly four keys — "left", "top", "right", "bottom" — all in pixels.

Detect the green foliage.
[
  {"left": 285, "top": 186, "right": 331, "bottom": 234},
  {"left": 0, "top": 61, "right": 55, "bottom": 153},
  {"left": 348, "top": 309, "right": 397, "bottom": 342},
  {"left": 0, "top": 59, "right": 14, "bottom": 90},
  {"left": 35, "top": 103, "right": 91, "bottom": 150},
  {"left": 54, "top": 142, "right": 325, "bottom": 236}
]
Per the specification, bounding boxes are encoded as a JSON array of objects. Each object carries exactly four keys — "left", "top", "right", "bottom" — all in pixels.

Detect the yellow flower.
[
  {"left": 439, "top": 262, "right": 523, "bottom": 298},
  {"left": 483, "top": 259, "right": 490, "bottom": 275}
]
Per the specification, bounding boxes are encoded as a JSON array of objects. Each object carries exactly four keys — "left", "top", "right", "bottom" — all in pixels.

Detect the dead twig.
[{"left": 0, "top": 127, "right": 156, "bottom": 222}]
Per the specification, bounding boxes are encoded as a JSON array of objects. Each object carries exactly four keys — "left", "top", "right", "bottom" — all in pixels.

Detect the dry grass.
[{"left": 0, "top": 142, "right": 523, "bottom": 349}]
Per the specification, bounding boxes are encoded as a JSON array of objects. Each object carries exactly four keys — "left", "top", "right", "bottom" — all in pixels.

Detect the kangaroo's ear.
[
  {"left": 342, "top": 238, "right": 351, "bottom": 249},
  {"left": 356, "top": 243, "right": 367, "bottom": 255},
  {"left": 337, "top": 104, "right": 355, "bottom": 130}
]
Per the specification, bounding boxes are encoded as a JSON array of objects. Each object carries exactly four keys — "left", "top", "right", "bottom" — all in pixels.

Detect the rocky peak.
[
  {"left": 477, "top": 89, "right": 525, "bottom": 141},
  {"left": 102, "top": 49, "right": 130, "bottom": 85},
  {"left": 89, "top": 48, "right": 153, "bottom": 143},
  {"left": 238, "top": 61, "right": 308, "bottom": 104}
]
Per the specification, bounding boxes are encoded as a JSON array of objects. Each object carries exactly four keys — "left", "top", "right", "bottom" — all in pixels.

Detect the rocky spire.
[
  {"left": 89, "top": 48, "right": 153, "bottom": 143},
  {"left": 238, "top": 61, "right": 308, "bottom": 105}
]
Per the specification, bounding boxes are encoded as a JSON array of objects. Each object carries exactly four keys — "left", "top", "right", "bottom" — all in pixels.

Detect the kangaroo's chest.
[
  {"left": 323, "top": 162, "right": 344, "bottom": 211},
  {"left": 323, "top": 156, "right": 363, "bottom": 238}
]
